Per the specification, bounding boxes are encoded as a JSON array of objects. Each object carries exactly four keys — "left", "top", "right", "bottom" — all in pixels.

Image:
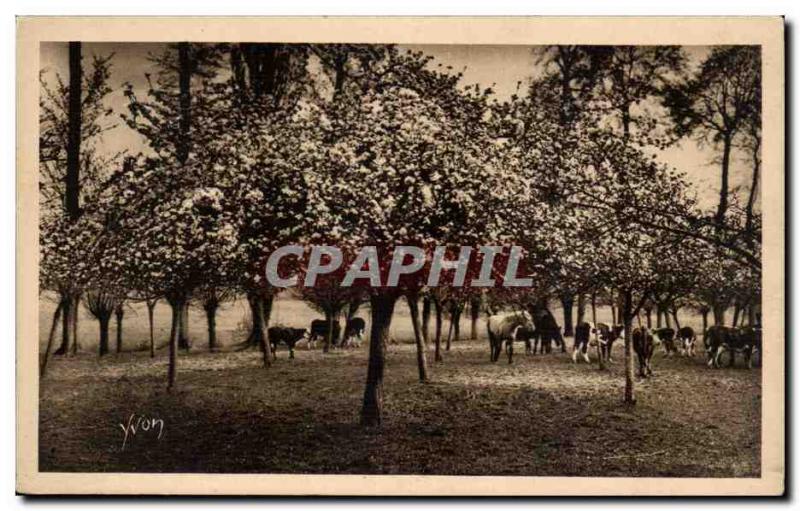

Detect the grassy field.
[{"left": 38, "top": 295, "right": 761, "bottom": 477}]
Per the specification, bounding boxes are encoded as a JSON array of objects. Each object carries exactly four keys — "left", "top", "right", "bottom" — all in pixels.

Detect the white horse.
[{"left": 486, "top": 310, "right": 534, "bottom": 364}]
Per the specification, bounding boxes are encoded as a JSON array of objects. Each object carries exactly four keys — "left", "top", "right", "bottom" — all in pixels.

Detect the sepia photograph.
[{"left": 15, "top": 16, "right": 784, "bottom": 496}]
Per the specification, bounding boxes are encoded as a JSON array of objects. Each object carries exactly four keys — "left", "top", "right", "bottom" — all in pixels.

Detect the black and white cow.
[
  {"left": 737, "top": 326, "right": 762, "bottom": 368},
  {"left": 341, "top": 317, "right": 366, "bottom": 348},
  {"left": 487, "top": 311, "right": 533, "bottom": 363},
  {"left": 267, "top": 326, "right": 307, "bottom": 359},
  {"left": 572, "top": 321, "right": 595, "bottom": 364},
  {"left": 705, "top": 325, "right": 760, "bottom": 369},
  {"left": 309, "top": 319, "right": 341, "bottom": 348},
  {"left": 597, "top": 323, "right": 624, "bottom": 363},
  {"left": 633, "top": 327, "right": 655, "bottom": 377},
  {"left": 652, "top": 327, "right": 678, "bottom": 356},
  {"left": 676, "top": 326, "right": 697, "bottom": 357}
]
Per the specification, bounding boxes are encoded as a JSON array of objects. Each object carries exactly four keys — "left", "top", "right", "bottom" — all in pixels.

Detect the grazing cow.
[
  {"left": 652, "top": 327, "right": 678, "bottom": 356},
  {"left": 705, "top": 325, "right": 760, "bottom": 369},
  {"left": 597, "top": 323, "right": 624, "bottom": 363},
  {"left": 513, "top": 326, "right": 538, "bottom": 355},
  {"left": 737, "top": 326, "right": 762, "bottom": 368},
  {"left": 633, "top": 327, "right": 655, "bottom": 377},
  {"left": 677, "top": 326, "right": 697, "bottom": 357},
  {"left": 703, "top": 325, "right": 737, "bottom": 367},
  {"left": 309, "top": 319, "right": 341, "bottom": 348},
  {"left": 531, "top": 308, "right": 565, "bottom": 354},
  {"left": 341, "top": 317, "right": 366, "bottom": 348},
  {"left": 267, "top": 326, "right": 307, "bottom": 359},
  {"left": 487, "top": 311, "right": 533, "bottom": 363},
  {"left": 572, "top": 321, "right": 595, "bottom": 364}
]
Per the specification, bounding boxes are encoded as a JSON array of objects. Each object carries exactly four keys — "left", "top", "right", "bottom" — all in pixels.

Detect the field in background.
[{"left": 37, "top": 295, "right": 760, "bottom": 477}]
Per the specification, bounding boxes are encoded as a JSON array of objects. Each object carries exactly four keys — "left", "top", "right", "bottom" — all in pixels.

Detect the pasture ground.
[{"left": 38, "top": 296, "right": 761, "bottom": 477}]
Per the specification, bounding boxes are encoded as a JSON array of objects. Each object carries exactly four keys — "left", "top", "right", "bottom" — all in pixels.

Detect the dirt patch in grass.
[{"left": 38, "top": 340, "right": 761, "bottom": 477}]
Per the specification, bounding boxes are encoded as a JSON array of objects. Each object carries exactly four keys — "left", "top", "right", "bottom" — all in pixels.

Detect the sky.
[{"left": 40, "top": 42, "right": 757, "bottom": 211}]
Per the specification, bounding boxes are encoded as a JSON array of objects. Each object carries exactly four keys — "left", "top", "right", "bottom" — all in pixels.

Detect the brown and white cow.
[
  {"left": 341, "top": 317, "right": 366, "bottom": 348},
  {"left": 597, "top": 323, "right": 624, "bottom": 363},
  {"left": 705, "top": 325, "right": 761, "bottom": 369},
  {"left": 487, "top": 311, "right": 534, "bottom": 364},
  {"left": 652, "top": 327, "right": 678, "bottom": 356},
  {"left": 572, "top": 321, "right": 595, "bottom": 364},
  {"left": 633, "top": 327, "right": 655, "bottom": 377},
  {"left": 676, "top": 326, "right": 697, "bottom": 357}
]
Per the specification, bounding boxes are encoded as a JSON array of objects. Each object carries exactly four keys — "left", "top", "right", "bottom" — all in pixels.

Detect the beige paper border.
[{"left": 16, "top": 16, "right": 785, "bottom": 496}]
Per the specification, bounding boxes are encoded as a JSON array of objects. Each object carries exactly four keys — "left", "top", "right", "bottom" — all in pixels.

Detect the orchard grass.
[{"left": 39, "top": 300, "right": 760, "bottom": 477}]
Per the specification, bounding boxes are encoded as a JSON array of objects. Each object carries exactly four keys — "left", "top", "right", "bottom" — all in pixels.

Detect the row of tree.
[{"left": 39, "top": 42, "right": 762, "bottom": 424}]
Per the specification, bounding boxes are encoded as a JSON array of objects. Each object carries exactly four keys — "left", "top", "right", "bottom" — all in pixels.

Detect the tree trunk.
[
  {"left": 621, "top": 104, "right": 631, "bottom": 141},
  {"left": 561, "top": 295, "right": 574, "bottom": 337},
  {"left": 701, "top": 308, "right": 710, "bottom": 334},
  {"left": 178, "top": 302, "right": 191, "bottom": 350},
  {"left": 644, "top": 307, "right": 652, "bottom": 329},
  {"left": 66, "top": 42, "right": 81, "bottom": 220},
  {"left": 98, "top": 315, "right": 110, "bottom": 357},
  {"left": 70, "top": 293, "right": 79, "bottom": 354},
  {"left": 748, "top": 302, "right": 757, "bottom": 326},
  {"left": 622, "top": 290, "right": 635, "bottom": 404},
  {"left": 346, "top": 298, "right": 360, "bottom": 324},
  {"left": 576, "top": 294, "right": 586, "bottom": 325},
  {"left": 205, "top": 302, "right": 218, "bottom": 351},
  {"left": 361, "top": 294, "right": 396, "bottom": 426},
  {"left": 659, "top": 305, "right": 672, "bottom": 329},
  {"left": 716, "top": 133, "right": 733, "bottom": 228},
  {"left": 167, "top": 300, "right": 179, "bottom": 390},
  {"left": 54, "top": 294, "right": 71, "bottom": 356},
  {"left": 732, "top": 303, "right": 742, "bottom": 328},
  {"left": 593, "top": 293, "right": 604, "bottom": 371},
  {"left": 114, "top": 304, "right": 124, "bottom": 353},
  {"left": 333, "top": 54, "right": 347, "bottom": 98},
  {"left": 610, "top": 289, "right": 617, "bottom": 325},
  {"left": 469, "top": 295, "right": 480, "bottom": 340},
  {"left": 445, "top": 312, "right": 455, "bottom": 352},
  {"left": 177, "top": 42, "right": 191, "bottom": 165},
  {"left": 147, "top": 299, "right": 157, "bottom": 358},
  {"left": 407, "top": 295, "right": 428, "bottom": 382},
  {"left": 452, "top": 304, "right": 461, "bottom": 344},
  {"left": 240, "top": 43, "right": 284, "bottom": 98},
  {"left": 433, "top": 297, "right": 443, "bottom": 362},
  {"left": 40, "top": 301, "right": 64, "bottom": 378},
  {"left": 745, "top": 134, "right": 761, "bottom": 245},
  {"left": 671, "top": 307, "right": 681, "bottom": 331},
  {"left": 656, "top": 307, "right": 663, "bottom": 328},
  {"left": 380, "top": 309, "right": 394, "bottom": 351},
  {"left": 713, "top": 304, "right": 726, "bottom": 326},
  {"left": 240, "top": 293, "right": 271, "bottom": 350},
  {"left": 62, "top": 44, "right": 81, "bottom": 362},
  {"left": 323, "top": 308, "right": 335, "bottom": 353},
  {"left": 248, "top": 293, "right": 270, "bottom": 367},
  {"left": 421, "top": 296, "right": 431, "bottom": 346},
  {"left": 263, "top": 293, "right": 274, "bottom": 330}
]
